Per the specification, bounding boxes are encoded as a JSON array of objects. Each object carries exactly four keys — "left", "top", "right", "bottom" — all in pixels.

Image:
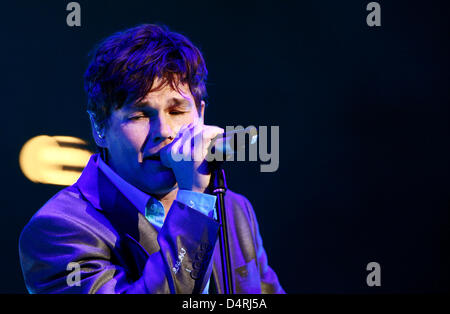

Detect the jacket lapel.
[{"left": 76, "top": 154, "right": 160, "bottom": 257}]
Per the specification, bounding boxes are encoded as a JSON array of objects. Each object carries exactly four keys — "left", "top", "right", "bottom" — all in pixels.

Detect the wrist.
[
  {"left": 178, "top": 185, "right": 207, "bottom": 193},
  {"left": 177, "top": 174, "right": 213, "bottom": 194}
]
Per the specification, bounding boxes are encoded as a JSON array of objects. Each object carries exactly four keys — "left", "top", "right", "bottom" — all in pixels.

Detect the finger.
[
  {"left": 160, "top": 123, "right": 189, "bottom": 166},
  {"left": 169, "top": 123, "right": 190, "bottom": 155},
  {"left": 191, "top": 125, "right": 224, "bottom": 162},
  {"left": 174, "top": 123, "right": 189, "bottom": 139},
  {"left": 169, "top": 123, "right": 205, "bottom": 163},
  {"left": 190, "top": 125, "right": 208, "bottom": 162},
  {"left": 202, "top": 125, "right": 225, "bottom": 142},
  {"left": 172, "top": 124, "right": 195, "bottom": 161}
]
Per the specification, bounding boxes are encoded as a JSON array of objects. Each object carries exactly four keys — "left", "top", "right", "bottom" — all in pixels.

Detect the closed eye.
[
  {"left": 169, "top": 111, "right": 186, "bottom": 115},
  {"left": 128, "top": 114, "right": 148, "bottom": 120}
]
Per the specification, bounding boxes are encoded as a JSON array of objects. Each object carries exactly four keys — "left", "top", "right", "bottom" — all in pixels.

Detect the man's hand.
[{"left": 160, "top": 122, "right": 224, "bottom": 193}]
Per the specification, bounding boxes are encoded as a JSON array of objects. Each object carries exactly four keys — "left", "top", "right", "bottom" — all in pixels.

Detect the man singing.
[{"left": 19, "top": 24, "right": 284, "bottom": 294}]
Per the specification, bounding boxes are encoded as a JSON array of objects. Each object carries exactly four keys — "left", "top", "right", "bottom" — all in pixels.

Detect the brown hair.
[{"left": 84, "top": 24, "right": 208, "bottom": 129}]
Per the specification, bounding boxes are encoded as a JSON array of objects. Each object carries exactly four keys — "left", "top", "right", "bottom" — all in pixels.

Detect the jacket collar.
[
  {"left": 76, "top": 154, "right": 104, "bottom": 211},
  {"left": 76, "top": 153, "right": 159, "bottom": 256}
]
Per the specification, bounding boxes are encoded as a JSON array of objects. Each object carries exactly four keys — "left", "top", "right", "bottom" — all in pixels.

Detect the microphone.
[{"left": 207, "top": 126, "right": 258, "bottom": 162}]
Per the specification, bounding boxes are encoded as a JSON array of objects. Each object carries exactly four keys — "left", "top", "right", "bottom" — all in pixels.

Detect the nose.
[{"left": 150, "top": 114, "right": 174, "bottom": 145}]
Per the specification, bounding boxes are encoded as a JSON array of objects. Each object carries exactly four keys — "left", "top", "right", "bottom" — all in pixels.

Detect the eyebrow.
[{"left": 131, "top": 97, "right": 193, "bottom": 109}]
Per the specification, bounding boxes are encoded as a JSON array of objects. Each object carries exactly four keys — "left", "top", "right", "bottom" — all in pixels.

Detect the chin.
[{"left": 139, "top": 171, "right": 178, "bottom": 196}]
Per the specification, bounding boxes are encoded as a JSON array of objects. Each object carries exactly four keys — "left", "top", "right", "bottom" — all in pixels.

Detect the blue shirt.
[{"left": 98, "top": 157, "right": 217, "bottom": 293}]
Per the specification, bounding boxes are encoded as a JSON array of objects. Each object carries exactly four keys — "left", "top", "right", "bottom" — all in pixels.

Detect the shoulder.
[
  {"left": 223, "top": 189, "right": 253, "bottom": 214},
  {"left": 19, "top": 183, "right": 116, "bottom": 248},
  {"left": 223, "top": 189, "right": 258, "bottom": 231},
  {"left": 23, "top": 184, "right": 92, "bottom": 227},
  {"left": 30, "top": 184, "right": 87, "bottom": 219},
  {"left": 224, "top": 189, "right": 253, "bottom": 211}
]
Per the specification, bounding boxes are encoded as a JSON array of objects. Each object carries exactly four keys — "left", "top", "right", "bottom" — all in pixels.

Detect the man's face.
[{"left": 100, "top": 78, "right": 204, "bottom": 196}]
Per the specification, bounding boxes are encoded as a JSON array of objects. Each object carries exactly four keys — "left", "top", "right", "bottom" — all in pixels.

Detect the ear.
[
  {"left": 199, "top": 100, "right": 206, "bottom": 123},
  {"left": 87, "top": 111, "right": 107, "bottom": 148}
]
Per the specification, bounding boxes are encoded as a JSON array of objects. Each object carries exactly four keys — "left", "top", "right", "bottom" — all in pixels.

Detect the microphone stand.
[
  {"left": 207, "top": 126, "right": 258, "bottom": 294},
  {"left": 212, "top": 166, "right": 234, "bottom": 294}
]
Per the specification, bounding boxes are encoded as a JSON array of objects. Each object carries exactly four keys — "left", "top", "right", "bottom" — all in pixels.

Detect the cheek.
[
  {"left": 110, "top": 124, "right": 149, "bottom": 151},
  {"left": 169, "top": 113, "right": 199, "bottom": 131}
]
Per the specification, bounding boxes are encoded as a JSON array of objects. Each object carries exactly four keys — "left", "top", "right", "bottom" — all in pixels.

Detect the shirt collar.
[{"left": 97, "top": 156, "right": 151, "bottom": 217}]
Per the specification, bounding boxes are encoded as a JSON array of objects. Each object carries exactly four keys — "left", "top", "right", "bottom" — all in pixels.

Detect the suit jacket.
[{"left": 19, "top": 154, "right": 285, "bottom": 294}]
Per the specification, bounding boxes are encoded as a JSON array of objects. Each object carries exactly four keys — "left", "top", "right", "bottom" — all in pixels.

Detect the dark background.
[{"left": 1, "top": 0, "right": 448, "bottom": 293}]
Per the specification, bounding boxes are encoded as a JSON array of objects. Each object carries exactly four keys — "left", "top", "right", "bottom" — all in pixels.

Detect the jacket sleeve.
[
  {"left": 19, "top": 200, "right": 220, "bottom": 294},
  {"left": 243, "top": 197, "right": 286, "bottom": 294}
]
